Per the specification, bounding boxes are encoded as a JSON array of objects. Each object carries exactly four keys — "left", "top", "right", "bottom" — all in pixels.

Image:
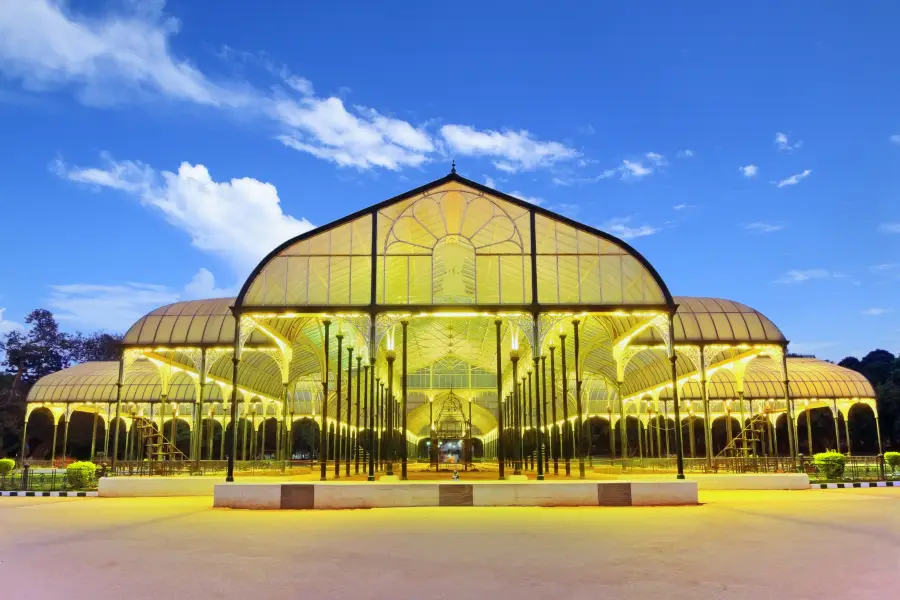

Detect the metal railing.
[
  {"left": 0, "top": 467, "right": 99, "bottom": 492},
  {"left": 800, "top": 455, "right": 896, "bottom": 482}
]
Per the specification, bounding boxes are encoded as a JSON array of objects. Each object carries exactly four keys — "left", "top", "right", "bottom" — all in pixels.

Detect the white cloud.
[
  {"left": 877, "top": 222, "right": 900, "bottom": 233},
  {"left": 861, "top": 307, "right": 891, "bottom": 316},
  {"left": 0, "top": 0, "right": 254, "bottom": 108},
  {"left": 773, "top": 269, "right": 839, "bottom": 284},
  {"left": 47, "top": 268, "right": 235, "bottom": 331},
  {"left": 890, "top": 134, "right": 900, "bottom": 145},
  {"left": 620, "top": 159, "right": 652, "bottom": 179},
  {"left": 510, "top": 191, "right": 544, "bottom": 206},
  {"left": 1, "top": 1, "right": 580, "bottom": 174},
  {"left": 673, "top": 204, "right": 689, "bottom": 211},
  {"left": 775, "top": 132, "right": 802, "bottom": 152},
  {"left": 645, "top": 152, "right": 667, "bottom": 166},
  {"left": 55, "top": 154, "right": 314, "bottom": 273},
  {"left": 677, "top": 149, "right": 694, "bottom": 158},
  {"left": 276, "top": 99, "right": 434, "bottom": 170},
  {"left": 740, "top": 164, "right": 758, "bottom": 178},
  {"left": 602, "top": 217, "right": 659, "bottom": 240},
  {"left": 48, "top": 282, "right": 180, "bottom": 331},
  {"left": 484, "top": 176, "right": 497, "bottom": 189},
  {"left": 439, "top": 125, "right": 578, "bottom": 173},
  {"left": 0, "top": 307, "right": 22, "bottom": 334},
  {"left": 744, "top": 221, "right": 784, "bottom": 233},
  {"left": 182, "top": 268, "right": 235, "bottom": 299},
  {"left": 775, "top": 169, "right": 812, "bottom": 188},
  {"left": 871, "top": 263, "right": 900, "bottom": 272}
]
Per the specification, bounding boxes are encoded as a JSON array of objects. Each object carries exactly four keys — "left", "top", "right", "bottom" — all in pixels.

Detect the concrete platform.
[
  {"left": 213, "top": 479, "right": 699, "bottom": 510},
  {"left": 99, "top": 476, "right": 221, "bottom": 497}
]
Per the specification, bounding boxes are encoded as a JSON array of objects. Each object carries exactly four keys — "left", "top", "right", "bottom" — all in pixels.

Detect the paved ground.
[{"left": 1, "top": 489, "right": 898, "bottom": 599}]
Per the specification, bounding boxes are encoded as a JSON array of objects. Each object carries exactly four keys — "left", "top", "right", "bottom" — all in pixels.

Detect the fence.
[{"left": 0, "top": 467, "right": 99, "bottom": 492}]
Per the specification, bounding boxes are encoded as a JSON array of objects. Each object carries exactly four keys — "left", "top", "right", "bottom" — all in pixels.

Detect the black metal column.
[
  {"left": 401, "top": 320, "right": 409, "bottom": 480},
  {"left": 560, "top": 331, "right": 570, "bottom": 476},
  {"left": 494, "top": 319, "right": 505, "bottom": 479},
  {"left": 573, "top": 318, "right": 585, "bottom": 479},
  {"left": 319, "top": 319, "right": 331, "bottom": 481}
]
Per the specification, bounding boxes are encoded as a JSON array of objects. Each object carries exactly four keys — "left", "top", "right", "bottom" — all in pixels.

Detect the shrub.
[
  {"left": 885, "top": 452, "right": 900, "bottom": 472},
  {"left": 0, "top": 458, "right": 14, "bottom": 476},
  {"left": 66, "top": 461, "right": 97, "bottom": 489},
  {"left": 813, "top": 451, "right": 846, "bottom": 480}
]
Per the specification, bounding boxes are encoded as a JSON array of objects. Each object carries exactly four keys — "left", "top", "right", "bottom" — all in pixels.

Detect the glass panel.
[{"left": 475, "top": 255, "right": 499, "bottom": 303}]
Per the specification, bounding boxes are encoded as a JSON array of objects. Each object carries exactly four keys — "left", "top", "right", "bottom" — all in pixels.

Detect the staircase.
[
  {"left": 716, "top": 413, "right": 768, "bottom": 458},
  {"left": 133, "top": 417, "right": 187, "bottom": 462}
]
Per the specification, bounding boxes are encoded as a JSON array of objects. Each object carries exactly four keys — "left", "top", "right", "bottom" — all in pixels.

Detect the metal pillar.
[
  {"left": 334, "top": 331, "right": 343, "bottom": 478},
  {"left": 572, "top": 318, "right": 585, "bottom": 479},
  {"left": 367, "top": 359, "right": 376, "bottom": 481},
  {"left": 511, "top": 351, "right": 522, "bottom": 475},
  {"left": 805, "top": 404, "right": 813, "bottom": 455},
  {"left": 494, "top": 319, "right": 505, "bottom": 479},
  {"left": 559, "top": 332, "right": 570, "bottom": 476},
  {"left": 89, "top": 409, "right": 98, "bottom": 462},
  {"left": 668, "top": 315, "right": 685, "bottom": 479},
  {"left": 19, "top": 413, "right": 29, "bottom": 467},
  {"left": 386, "top": 352, "right": 395, "bottom": 477},
  {"left": 319, "top": 319, "right": 331, "bottom": 481},
  {"left": 346, "top": 346, "right": 353, "bottom": 476},
  {"left": 526, "top": 369, "right": 533, "bottom": 470},
  {"left": 541, "top": 355, "right": 549, "bottom": 474},
  {"left": 401, "top": 320, "right": 408, "bottom": 480},
  {"left": 549, "top": 343, "right": 559, "bottom": 474},
  {"left": 782, "top": 351, "right": 796, "bottom": 463},
  {"left": 832, "top": 400, "right": 841, "bottom": 453},
  {"left": 534, "top": 353, "right": 544, "bottom": 481},
  {"left": 875, "top": 413, "right": 884, "bottom": 455},
  {"left": 353, "top": 355, "right": 360, "bottom": 474},
  {"left": 111, "top": 356, "right": 125, "bottom": 469}
]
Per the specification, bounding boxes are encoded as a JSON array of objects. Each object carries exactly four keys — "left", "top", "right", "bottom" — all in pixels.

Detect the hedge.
[
  {"left": 813, "top": 451, "right": 846, "bottom": 479},
  {"left": 885, "top": 452, "right": 900, "bottom": 472},
  {"left": 0, "top": 458, "right": 14, "bottom": 477},
  {"left": 66, "top": 461, "right": 97, "bottom": 489}
]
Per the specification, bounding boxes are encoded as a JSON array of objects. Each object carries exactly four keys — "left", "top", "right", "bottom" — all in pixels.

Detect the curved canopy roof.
[
  {"left": 633, "top": 296, "right": 785, "bottom": 345},
  {"left": 675, "top": 357, "right": 874, "bottom": 401},
  {"left": 28, "top": 357, "right": 874, "bottom": 413},
  {"left": 122, "top": 298, "right": 269, "bottom": 347}
]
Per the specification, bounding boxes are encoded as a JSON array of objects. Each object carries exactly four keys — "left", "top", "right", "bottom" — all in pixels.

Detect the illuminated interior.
[{"left": 23, "top": 172, "right": 880, "bottom": 474}]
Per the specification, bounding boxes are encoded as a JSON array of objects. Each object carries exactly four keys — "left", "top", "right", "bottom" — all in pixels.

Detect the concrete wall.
[
  {"left": 688, "top": 474, "right": 809, "bottom": 491},
  {"left": 99, "top": 476, "right": 219, "bottom": 497},
  {"left": 213, "top": 480, "right": 699, "bottom": 510}
]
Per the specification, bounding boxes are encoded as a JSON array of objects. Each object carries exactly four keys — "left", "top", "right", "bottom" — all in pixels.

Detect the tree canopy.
[
  {"left": 0, "top": 309, "right": 122, "bottom": 456},
  {"left": 839, "top": 349, "right": 900, "bottom": 451}
]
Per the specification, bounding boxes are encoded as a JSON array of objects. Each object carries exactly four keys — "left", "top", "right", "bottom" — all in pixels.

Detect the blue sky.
[{"left": 0, "top": 0, "right": 898, "bottom": 361}]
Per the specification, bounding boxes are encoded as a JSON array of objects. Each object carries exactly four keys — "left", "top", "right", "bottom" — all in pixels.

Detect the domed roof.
[
  {"left": 633, "top": 296, "right": 786, "bottom": 345},
  {"left": 122, "top": 298, "right": 267, "bottom": 347}
]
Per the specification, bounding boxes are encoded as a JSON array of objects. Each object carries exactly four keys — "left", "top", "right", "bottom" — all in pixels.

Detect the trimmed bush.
[
  {"left": 885, "top": 452, "right": 900, "bottom": 472},
  {"left": 66, "top": 461, "right": 97, "bottom": 489},
  {"left": 813, "top": 451, "right": 846, "bottom": 480},
  {"left": 0, "top": 458, "right": 14, "bottom": 476}
]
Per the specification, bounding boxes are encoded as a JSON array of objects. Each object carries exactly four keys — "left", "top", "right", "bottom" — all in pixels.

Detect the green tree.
[
  {"left": 840, "top": 350, "right": 900, "bottom": 452},
  {"left": 0, "top": 310, "right": 122, "bottom": 457}
]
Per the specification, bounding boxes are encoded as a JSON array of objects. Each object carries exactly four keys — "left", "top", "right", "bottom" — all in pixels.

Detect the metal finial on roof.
[{"left": 450, "top": 159, "right": 456, "bottom": 174}]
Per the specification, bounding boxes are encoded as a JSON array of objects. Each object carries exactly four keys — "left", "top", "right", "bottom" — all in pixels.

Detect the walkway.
[{"left": 1, "top": 489, "right": 897, "bottom": 599}]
